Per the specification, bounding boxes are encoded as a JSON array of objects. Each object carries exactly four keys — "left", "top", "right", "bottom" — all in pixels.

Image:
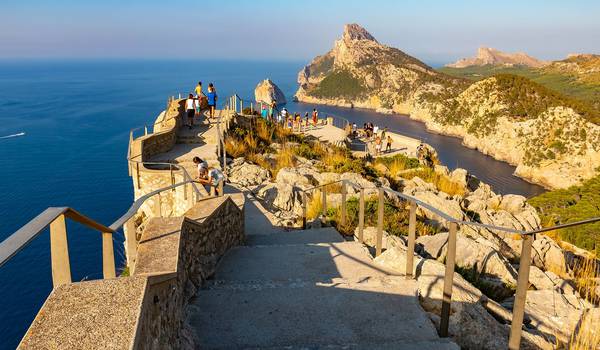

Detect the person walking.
[
  {"left": 185, "top": 94, "right": 196, "bottom": 129},
  {"left": 206, "top": 83, "right": 218, "bottom": 119},
  {"left": 375, "top": 136, "right": 382, "bottom": 156},
  {"left": 194, "top": 81, "right": 204, "bottom": 116},
  {"left": 195, "top": 81, "right": 203, "bottom": 97}
]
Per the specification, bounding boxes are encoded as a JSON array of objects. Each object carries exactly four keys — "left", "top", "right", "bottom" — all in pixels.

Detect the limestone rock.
[
  {"left": 227, "top": 159, "right": 270, "bottom": 187},
  {"left": 353, "top": 226, "right": 406, "bottom": 251},
  {"left": 254, "top": 79, "right": 286, "bottom": 105},
  {"left": 412, "top": 191, "right": 464, "bottom": 227},
  {"left": 275, "top": 166, "right": 319, "bottom": 187},
  {"left": 532, "top": 235, "right": 568, "bottom": 275},
  {"left": 257, "top": 183, "right": 303, "bottom": 216}
]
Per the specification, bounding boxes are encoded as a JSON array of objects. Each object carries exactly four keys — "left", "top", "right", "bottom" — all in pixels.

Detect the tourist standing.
[
  {"left": 194, "top": 81, "right": 203, "bottom": 116},
  {"left": 261, "top": 105, "right": 268, "bottom": 120},
  {"left": 312, "top": 109, "right": 318, "bottom": 127},
  {"left": 207, "top": 83, "right": 218, "bottom": 119},
  {"left": 269, "top": 100, "right": 277, "bottom": 122},
  {"left": 386, "top": 135, "right": 393, "bottom": 153},
  {"left": 185, "top": 94, "right": 196, "bottom": 129},
  {"left": 375, "top": 136, "right": 382, "bottom": 155}
]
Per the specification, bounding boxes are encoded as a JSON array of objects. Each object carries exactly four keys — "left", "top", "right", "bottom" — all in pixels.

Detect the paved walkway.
[{"left": 186, "top": 190, "right": 458, "bottom": 349}]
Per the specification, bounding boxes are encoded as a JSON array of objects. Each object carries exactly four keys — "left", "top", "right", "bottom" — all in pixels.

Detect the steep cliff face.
[
  {"left": 446, "top": 47, "right": 548, "bottom": 68},
  {"left": 296, "top": 24, "right": 600, "bottom": 189}
]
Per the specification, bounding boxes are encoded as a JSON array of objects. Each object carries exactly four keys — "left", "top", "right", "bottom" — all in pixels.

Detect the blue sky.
[{"left": 0, "top": 0, "right": 598, "bottom": 64}]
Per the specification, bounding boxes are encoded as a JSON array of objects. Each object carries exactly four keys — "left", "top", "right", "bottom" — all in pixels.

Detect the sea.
[{"left": 0, "top": 59, "right": 545, "bottom": 348}]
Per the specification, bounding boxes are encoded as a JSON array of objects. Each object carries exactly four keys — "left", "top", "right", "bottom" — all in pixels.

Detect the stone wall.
[{"left": 18, "top": 194, "right": 245, "bottom": 350}]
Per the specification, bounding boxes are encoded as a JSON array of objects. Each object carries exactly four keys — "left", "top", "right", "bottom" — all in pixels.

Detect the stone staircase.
[{"left": 186, "top": 195, "right": 459, "bottom": 349}]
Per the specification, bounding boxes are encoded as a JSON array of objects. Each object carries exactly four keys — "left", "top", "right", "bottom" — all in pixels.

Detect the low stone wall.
[{"left": 19, "top": 194, "right": 245, "bottom": 350}]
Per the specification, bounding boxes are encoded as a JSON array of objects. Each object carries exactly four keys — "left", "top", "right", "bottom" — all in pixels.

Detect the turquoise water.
[{"left": 0, "top": 60, "right": 544, "bottom": 348}]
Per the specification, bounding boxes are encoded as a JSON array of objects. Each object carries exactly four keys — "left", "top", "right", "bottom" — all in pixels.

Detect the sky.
[{"left": 0, "top": 0, "right": 599, "bottom": 65}]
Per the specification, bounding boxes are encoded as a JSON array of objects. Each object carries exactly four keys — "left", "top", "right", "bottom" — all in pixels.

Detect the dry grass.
[
  {"left": 246, "top": 153, "right": 271, "bottom": 171},
  {"left": 224, "top": 138, "right": 247, "bottom": 158},
  {"left": 306, "top": 190, "right": 323, "bottom": 220},
  {"left": 399, "top": 168, "right": 467, "bottom": 197},
  {"left": 573, "top": 256, "right": 600, "bottom": 304},
  {"left": 256, "top": 120, "right": 272, "bottom": 142},
  {"left": 569, "top": 309, "right": 600, "bottom": 350},
  {"left": 272, "top": 145, "right": 297, "bottom": 179},
  {"left": 322, "top": 151, "right": 348, "bottom": 169}
]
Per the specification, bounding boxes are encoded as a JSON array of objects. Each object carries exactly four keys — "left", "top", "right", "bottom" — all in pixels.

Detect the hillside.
[
  {"left": 296, "top": 24, "right": 600, "bottom": 189},
  {"left": 439, "top": 54, "right": 600, "bottom": 111},
  {"left": 446, "top": 47, "right": 547, "bottom": 68}
]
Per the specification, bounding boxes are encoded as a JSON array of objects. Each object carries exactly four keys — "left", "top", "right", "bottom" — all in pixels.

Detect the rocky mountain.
[
  {"left": 254, "top": 79, "right": 287, "bottom": 105},
  {"left": 295, "top": 24, "right": 600, "bottom": 189},
  {"left": 446, "top": 47, "right": 548, "bottom": 68}
]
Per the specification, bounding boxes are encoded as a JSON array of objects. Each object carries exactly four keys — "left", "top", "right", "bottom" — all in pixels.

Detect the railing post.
[
  {"left": 240, "top": 100, "right": 243, "bottom": 113},
  {"left": 124, "top": 218, "right": 137, "bottom": 272},
  {"left": 102, "top": 232, "right": 116, "bottom": 279},
  {"left": 358, "top": 187, "right": 365, "bottom": 242},
  {"left": 135, "top": 162, "right": 141, "bottom": 190},
  {"left": 250, "top": 102, "right": 254, "bottom": 114},
  {"left": 302, "top": 191, "right": 307, "bottom": 230},
  {"left": 341, "top": 181, "right": 347, "bottom": 227},
  {"left": 406, "top": 200, "right": 417, "bottom": 278},
  {"left": 218, "top": 179, "right": 224, "bottom": 197},
  {"left": 50, "top": 214, "right": 72, "bottom": 287},
  {"left": 376, "top": 187, "right": 384, "bottom": 256},
  {"left": 169, "top": 164, "right": 175, "bottom": 186},
  {"left": 440, "top": 221, "right": 458, "bottom": 337},
  {"left": 508, "top": 234, "right": 534, "bottom": 350},
  {"left": 321, "top": 188, "right": 327, "bottom": 222},
  {"left": 144, "top": 125, "right": 148, "bottom": 135},
  {"left": 155, "top": 193, "right": 162, "bottom": 217}
]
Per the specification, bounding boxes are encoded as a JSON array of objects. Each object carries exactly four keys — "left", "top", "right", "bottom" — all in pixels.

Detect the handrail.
[
  {"left": 299, "top": 178, "right": 600, "bottom": 348},
  {"left": 0, "top": 207, "right": 114, "bottom": 268}
]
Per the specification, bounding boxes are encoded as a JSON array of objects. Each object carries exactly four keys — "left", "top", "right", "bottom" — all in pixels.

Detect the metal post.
[
  {"left": 102, "top": 232, "right": 116, "bottom": 279},
  {"left": 124, "top": 218, "right": 137, "bottom": 273},
  {"left": 155, "top": 193, "right": 162, "bottom": 217},
  {"left": 302, "top": 192, "right": 307, "bottom": 230},
  {"left": 144, "top": 125, "right": 148, "bottom": 135},
  {"left": 440, "top": 221, "right": 458, "bottom": 337},
  {"left": 508, "top": 234, "right": 534, "bottom": 350},
  {"left": 376, "top": 188, "right": 384, "bottom": 256},
  {"left": 50, "top": 214, "right": 72, "bottom": 287},
  {"left": 321, "top": 188, "right": 327, "bottom": 222},
  {"left": 358, "top": 188, "right": 365, "bottom": 242},
  {"left": 341, "top": 181, "right": 347, "bottom": 227},
  {"left": 406, "top": 200, "right": 417, "bottom": 278},
  {"left": 218, "top": 179, "right": 224, "bottom": 197},
  {"left": 169, "top": 164, "right": 174, "bottom": 186}
]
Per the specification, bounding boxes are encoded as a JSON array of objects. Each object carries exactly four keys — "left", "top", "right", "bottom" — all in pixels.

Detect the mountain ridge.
[
  {"left": 446, "top": 47, "right": 548, "bottom": 68},
  {"left": 295, "top": 24, "right": 600, "bottom": 189}
]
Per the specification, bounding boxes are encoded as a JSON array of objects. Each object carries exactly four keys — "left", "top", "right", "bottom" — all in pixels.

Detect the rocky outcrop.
[
  {"left": 295, "top": 24, "right": 600, "bottom": 189},
  {"left": 226, "top": 158, "right": 270, "bottom": 187},
  {"left": 446, "top": 47, "right": 548, "bottom": 68},
  {"left": 255, "top": 79, "right": 287, "bottom": 105}
]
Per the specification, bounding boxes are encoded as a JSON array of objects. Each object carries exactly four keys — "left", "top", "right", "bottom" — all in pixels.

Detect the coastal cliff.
[{"left": 295, "top": 24, "right": 600, "bottom": 189}]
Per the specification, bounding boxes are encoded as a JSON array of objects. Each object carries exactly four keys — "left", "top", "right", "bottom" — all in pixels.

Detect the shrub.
[{"left": 310, "top": 69, "right": 367, "bottom": 100}]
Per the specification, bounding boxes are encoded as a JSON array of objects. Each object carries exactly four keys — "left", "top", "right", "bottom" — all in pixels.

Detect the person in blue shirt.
[
  {"left": 261, "top": 105, "right": 268, "bottom": 119},
  {"left": 206, "top": 83, "right": 218, "bottom": 119}
]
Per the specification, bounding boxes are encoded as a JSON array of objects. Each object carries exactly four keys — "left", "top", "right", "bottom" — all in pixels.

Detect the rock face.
[
  {"left": 295, "top": 24, "right": 600, "bottom": 189},
  {"left": 446, "top": 47, "right": 548, "bottom": 68},
  {"left": 254, "top": 79, "right": 287, "bottom": 105}
]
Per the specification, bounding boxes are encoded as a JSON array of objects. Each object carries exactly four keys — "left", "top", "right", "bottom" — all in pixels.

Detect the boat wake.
[{"left": 0, "top": 132, "right": 26, "bottom": 139}]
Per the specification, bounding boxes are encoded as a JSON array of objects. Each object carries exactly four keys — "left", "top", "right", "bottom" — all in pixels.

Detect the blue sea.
[{"left": 0, "top": 60, "right": 544, "bottom": 348}]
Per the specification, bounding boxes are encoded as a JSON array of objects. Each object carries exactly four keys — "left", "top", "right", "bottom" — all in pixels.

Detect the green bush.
[{"left": 309, "top": 69, "right": 367, "bottom": 100}]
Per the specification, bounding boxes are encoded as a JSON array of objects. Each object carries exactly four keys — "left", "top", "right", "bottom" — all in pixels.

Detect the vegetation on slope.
[
  {"left": 528, "top": 175, "right": 600, "bottom": 255},
  {"left": 439, "top": 64, "right": 600, "bottom": 112},
  {"left": 309, "top": 69, "right": 367, "bottom": 100}
]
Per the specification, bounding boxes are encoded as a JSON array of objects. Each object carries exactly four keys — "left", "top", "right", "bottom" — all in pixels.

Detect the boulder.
[
  {"left": 257, "top": 183, "right": 303, "bottom": 216},
  {"left": 524, "top": 290, "right": 594, "bottom": 345},
  {"left": 449, "top": 168, "right": 468, "bottom": 188},
  {"left": 374, "top": 248, "right": 553, "bottom": 350},
  {"left": 412, "top": 190, "right": 464, "bottom": 227},
  {"left": 528, "top": 266, "right": 578, "bottom": 295},
  {"left": 254, "top": 79, "right": 287, "bottom": 105},
  {"left": 339, "top": 172, "right": 378, "bottom": 196},
  {"left": 276, "top": 166, "right": 319, "bottom": 187},
  {"left": 417, "top": 232, "right": 518, "bottom": 294},
  {"left": 532, "top": 235, "right": 568, "bottom": 275},
  {"left": 227, "top": 159, "right": 270, "bottom": 187},
  {"left": 498, "top": 194, "right": 527, "bottom": 214},
  {"left": 400, "top": 176, "right": 437, "bottom": 194}
]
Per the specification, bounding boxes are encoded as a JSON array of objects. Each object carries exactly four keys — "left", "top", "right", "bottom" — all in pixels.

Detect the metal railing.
[
  {"left": 298, "top": 179, "right": 600, "bottom": 349},
  {"left": 0, "top": 178, "right": 200, "bottom": 287}
]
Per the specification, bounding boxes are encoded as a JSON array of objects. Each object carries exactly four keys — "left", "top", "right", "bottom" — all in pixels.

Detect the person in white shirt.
[
  {"left": 185, "top": 94, "right": 196, "bottom": 130},
  {"left": 197, "top": 166, "right": 225, "bottom": 196},
  {"left": 193, "top": 157, "right": 208, "bottom": 180}
]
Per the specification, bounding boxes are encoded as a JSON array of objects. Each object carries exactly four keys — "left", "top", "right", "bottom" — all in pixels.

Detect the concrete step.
[
  {"left": 188, "top": 276, "right": 445, "bottom": 349},
  {"left": 212, "top": 241, "right": 396, "bottom": 283},
  {"left": 245, "top": 227, "right": 346, "bottom": 246}
]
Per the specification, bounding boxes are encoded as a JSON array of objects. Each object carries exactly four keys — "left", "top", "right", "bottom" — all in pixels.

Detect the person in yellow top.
[{"left": 195, "top": 81, "right": 203, "bottom": 97}]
